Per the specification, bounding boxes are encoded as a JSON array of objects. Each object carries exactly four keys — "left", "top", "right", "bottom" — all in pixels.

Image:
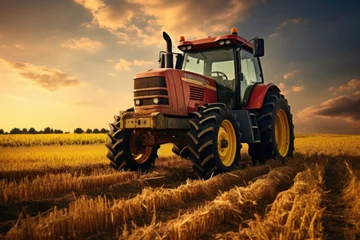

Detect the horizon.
[{"left": 1, "top": 0, "right": 359, "bottom": 134}]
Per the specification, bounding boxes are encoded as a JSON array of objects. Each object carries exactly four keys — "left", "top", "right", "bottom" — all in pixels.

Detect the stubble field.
[{"left": 0, "top": 134, "right": 359, "bottom": 240}]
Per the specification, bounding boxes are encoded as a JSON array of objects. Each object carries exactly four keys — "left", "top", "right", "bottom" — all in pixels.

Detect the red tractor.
[{"left": 106, "top": 27, "right": 294, "bottom": 178}]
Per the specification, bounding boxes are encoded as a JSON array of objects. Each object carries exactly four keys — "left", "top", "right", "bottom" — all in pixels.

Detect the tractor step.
[
  {"left": 249, "top": 113, "right": 261, "bottom": 143},
  {"left": 234, "top": 111, "right": 261, "bottom": 143}
]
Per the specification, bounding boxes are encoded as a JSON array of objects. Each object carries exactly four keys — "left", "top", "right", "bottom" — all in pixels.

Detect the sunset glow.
[{"left": 0, "top": 0, "right": 359, "bottom": 133}]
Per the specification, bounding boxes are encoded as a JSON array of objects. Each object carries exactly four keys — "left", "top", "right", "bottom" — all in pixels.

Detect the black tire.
[
  {"left": 248, "top": 92, "right": 295, "bottom": 164},
  {"left": 105, "top": 108, "right": 159, "bottom": 171},
  {"left": 185, "top": 103, "right": 242, "bottom": 179}
]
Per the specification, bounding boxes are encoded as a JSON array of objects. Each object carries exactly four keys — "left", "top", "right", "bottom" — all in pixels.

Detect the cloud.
[
  {"left": 114, "top": 58, "right": 155, "bottom": 71},
  {"left": 108, "top": 72, "right": 116, "bottom": 76},
  {"left": 276, "top": 18, "right": 302, "bottom": 30},
  {"left": 269, "top": 33, "right": 279, "bottom": 38},
  {"left": 13, "top": 44, "right": 25, "bottom": 50},
  {"left": 1, "top": 57, "right": 82, "bottom": 91},
  {"left": 292, "top": 85, "right": 304, "bottom": 92},
  {"left": 60, "top": 37, "right": 104, "bottom": 52},
  {"left": 278, "top": 82, "right": 304, "bottom": 94},
  {"left": 74, "top": 0, "right": 262, "bottom": 46},
  {"left": 133, "top": 60, "right": 153, "bottom": 66},
  {"left": 354, "top": 91, "right": 360, "bottom": 96},
  {"left": 298, "top": 96, "right": 360, "bottom": 126},
  {"left": 114, "top": 58, "right": 132, "bottom": 71},
  {"left": 329, "top": 78, "right": 360, "bottom": 95},
  {"left": 283, "top": 69, "right": 299, "bottom": 80},
  {"left": 106, "top": 59, "right": 114, "bottom": 63}
]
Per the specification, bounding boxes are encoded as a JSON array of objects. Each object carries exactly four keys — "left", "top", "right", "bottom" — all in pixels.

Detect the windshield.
[
  {"left": 182, "top": 48, "right": 236, "bottom": 106},
  {"left": 182, "top": 48, "right": 235, "bottom": 81}
]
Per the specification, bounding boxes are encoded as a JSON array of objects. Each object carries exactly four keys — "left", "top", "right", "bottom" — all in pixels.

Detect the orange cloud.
[
  {"left": 329, "top": 78, "right": 360, "bottom": 95},
  {"left": 74, "top": 0, "right": 261, "bottom": 46},
  {"left": 13, "top": 43, "right": 25, "bottom": 50},
  {"left": 108, "top": 72, "right": 116, "bottom": 76},
  {"left": 60, "top": 37, "right": 104, "bottom": 52},
  {"left": 278, "top": 82, "right": 304, "bottom": 94},
  {"left": 292, "top": 85, "right": 304, "bottom": 92},
  {"left": 298, "top": 96, "right": 360, "bottom": 126},
  {"left": 114, "top": 58, "right": 132, "bottom": 71},
  {"left": 133, "top": 60, "right": 153, "bottom": 66},
  {"left": 1, "top": 57, "right": 82, "bottom": 91}
]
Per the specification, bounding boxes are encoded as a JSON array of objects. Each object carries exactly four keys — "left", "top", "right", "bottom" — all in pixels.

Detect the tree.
[
  {"left": 86, "top": 129, "right": 93, "bottom": 134},
  {"left": 22, "top": 128, "right": 28, "bottom": 134},
  {"left": 44, "top": 127, "right": 51, "bottom": 134},
  {"left": 0, "top": 129, "right": 4, "bottom": 134},
  {"left": 10, "top": 128, "right": 22, "bottom": 134},
  {"left": 74, "top": 128, "right": 84, "bottom": 134},
  {"left": 100, "top": 128, "right": 109, "bottom": 133},
  {"left": 28, "top": 128, "right": 37, "bottom": 134},
  {"left": 93, "top": 128, "right": 99, "bottom": 133}
]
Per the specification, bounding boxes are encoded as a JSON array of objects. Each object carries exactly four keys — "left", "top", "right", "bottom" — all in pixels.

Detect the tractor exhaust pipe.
[{"left": 163, "top": 32, "right": 173, "bottom": 68}]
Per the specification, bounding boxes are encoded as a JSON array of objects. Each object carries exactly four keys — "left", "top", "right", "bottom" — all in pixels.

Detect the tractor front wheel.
[
  {"left": 185, "top": 103, "right": 242, "bottom": 179},
  {"left": 105, "top": 110, "right": 159, "bottom": 171}
]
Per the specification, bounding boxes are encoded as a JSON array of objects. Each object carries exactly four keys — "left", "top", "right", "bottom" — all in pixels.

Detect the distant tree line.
[{"left": 0, "top": 127, "right": 109, "bottom": 134}]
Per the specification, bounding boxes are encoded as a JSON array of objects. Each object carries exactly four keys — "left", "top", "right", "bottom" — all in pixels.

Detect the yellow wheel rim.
[
  {"left": 130, "top": 133, "right": 152, "bottom": 164},
  {"left": 275, "top": 109, "right": 290, "bottom": 157},
  {"left": 217, "top": 120, "right": 237, "bottom": 167}
]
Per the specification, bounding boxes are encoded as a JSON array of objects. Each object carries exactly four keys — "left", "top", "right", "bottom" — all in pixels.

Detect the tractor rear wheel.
[
  {"left": 105, "top": 109, "right": 159, "bottom": 171},
  {"left": 248, "top": 92, "right": 294, "bottom": 164},
  {"left": 185, "top": 103, "right": 242, "bottom": 179}
]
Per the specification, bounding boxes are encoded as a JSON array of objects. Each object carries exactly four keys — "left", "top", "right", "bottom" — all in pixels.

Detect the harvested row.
[
  {"left": 0, "top": 134, "right": 107, "bottom": 147},
  {"left": 343, "top": 161, "right": 360, "bottom": 238},
  {"left": 0, "top": 157, "right": 195, "bottom": 203},
  {"left": 122, "top": 161, "right": 303, "bottom": 240},
  {"left": 1, "top": 171, "right": 146, "bottom": 203},
  {"left": 222, "top": 160, "right": 327, "bottom": 240},
  {"left": 5, "top": 160, "right": 281, "bottom": 240}
]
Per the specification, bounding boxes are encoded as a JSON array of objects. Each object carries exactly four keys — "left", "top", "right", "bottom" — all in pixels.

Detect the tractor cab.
[{"left": 161, "top": 27, "right": 265, "bottom": 109}]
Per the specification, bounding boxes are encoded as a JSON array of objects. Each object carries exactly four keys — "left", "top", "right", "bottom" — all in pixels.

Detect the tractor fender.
[{"left": 242, "top": 83, "right": 281, "bottom": 110}]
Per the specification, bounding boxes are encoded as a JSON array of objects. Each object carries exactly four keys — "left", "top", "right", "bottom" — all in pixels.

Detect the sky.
[{"left": 0, "top": 0, "right": 359, "bottom": 134}]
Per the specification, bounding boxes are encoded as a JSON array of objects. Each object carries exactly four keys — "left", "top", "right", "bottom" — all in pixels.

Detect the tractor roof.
[{"left": 177, "top": 27, "right": 253, "bottom": 52}]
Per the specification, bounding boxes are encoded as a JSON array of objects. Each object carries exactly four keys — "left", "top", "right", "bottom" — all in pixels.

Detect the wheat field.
[{"left": 0, "top": 134, "right": 359, "bottom": 239}]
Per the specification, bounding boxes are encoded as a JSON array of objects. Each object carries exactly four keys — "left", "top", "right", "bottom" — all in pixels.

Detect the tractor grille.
[
  {"left": 189, "top": 86, "right": 205, "bottom": 101},
  {"left": 133, "top": 76, "right": 168, "bottom": 106}
]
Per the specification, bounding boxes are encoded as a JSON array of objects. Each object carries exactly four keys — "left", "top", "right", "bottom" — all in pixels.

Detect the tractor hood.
[{"left": 133, "top": 68, "right": 217, "bottom": 116}]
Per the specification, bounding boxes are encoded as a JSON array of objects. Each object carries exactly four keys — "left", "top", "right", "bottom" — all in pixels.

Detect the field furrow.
[
  {"left": 343, "top": 160, "right": 360, "bottom": 239},
  {"left": 122, "top": 161, "right": 304, "bottom": 240},
  {"left": 221, "top": 159, "right": 326, "bottom": 240},
  {"left": 5, "top": 160, "right": 281, "bottom": 239}
]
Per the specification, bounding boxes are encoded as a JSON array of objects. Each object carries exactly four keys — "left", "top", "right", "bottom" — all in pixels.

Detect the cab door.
[{"left": 239, "top": 50, "right": 263, "bottom": 105}]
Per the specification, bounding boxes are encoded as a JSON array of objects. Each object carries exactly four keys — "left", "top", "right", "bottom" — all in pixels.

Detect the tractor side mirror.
[
  {"left": 253, "top": 38, "right": 264, "bottom": 57},
  {"left": 158, "top": 53, "right": 165, "bottom": 68},
  {"left": 175, "top": 54, "right": 184, "bottom": 70}
]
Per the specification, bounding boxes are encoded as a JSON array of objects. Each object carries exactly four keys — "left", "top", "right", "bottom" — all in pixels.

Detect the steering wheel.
[{"left": 210, "top": 71, "right": 228, "bottom": 81}]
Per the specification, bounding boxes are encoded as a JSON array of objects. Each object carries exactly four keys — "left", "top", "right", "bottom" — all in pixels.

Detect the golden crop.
[{"left": 0, "top": 134, "right": 359, "bottom": 239}]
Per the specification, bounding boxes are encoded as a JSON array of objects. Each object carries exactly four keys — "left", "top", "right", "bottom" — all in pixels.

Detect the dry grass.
[
  {"left": 343, "top": 161, "right": 360, "bottom": 239},
  {"left": 0, "top": 134, "right": 107, "bottom": 147},
  {"left": 221, "top": 160, "right": 327, "bottom": 240},
  {"left": 0, "top": 171, "right": 142, "bottom": 203},
  {"left": 121, "top": 161, "right": 304, "bottom": 240},
  {"left": 5, "top": 161, "right": 281, "bottom": 240}
]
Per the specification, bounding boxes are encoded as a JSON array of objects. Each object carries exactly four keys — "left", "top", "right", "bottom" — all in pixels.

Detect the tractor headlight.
[
  {"left": 186, "top": 45, "right": 192, "bottom": 50},
  {"left": 135, "top": 99, "right": 141, "bottom": 105},
  {"left": 219, "top": 41, "right": 225, "bottom": 45},
  {"left": 225, "top": 40, "right": 231, "bottom": 44},
  {"left": 181, "top": 46, "right": 186, "bottom": 51},
  {"left": 153, "top": 98, "right": 159, "bottom": 104}
]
